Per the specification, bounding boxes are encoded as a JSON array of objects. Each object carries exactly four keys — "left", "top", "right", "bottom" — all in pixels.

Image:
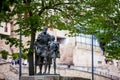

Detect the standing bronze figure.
[{"left": 34, "top": 27, "right": 51, "bottom": 74}]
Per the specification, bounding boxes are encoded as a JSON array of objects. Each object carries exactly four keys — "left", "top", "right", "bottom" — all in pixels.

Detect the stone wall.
[
  {"left": 0, "top": 63, "right": 18, "bottom": 80},
  {"left": 73, "top": 43, "right": 105, "bottom": 67},
  {"left": 57, "top": 67, "right": 111, "bottom": 80}
]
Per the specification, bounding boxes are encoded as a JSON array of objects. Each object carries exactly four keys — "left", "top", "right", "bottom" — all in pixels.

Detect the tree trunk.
[{"left": 28, "top": 28, "right": 36, "bottom": 75}]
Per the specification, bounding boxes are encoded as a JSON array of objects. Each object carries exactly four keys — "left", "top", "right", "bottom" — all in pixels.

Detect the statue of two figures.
[{"left": 34, "top": 27, "right": 60, "bottom": 75}]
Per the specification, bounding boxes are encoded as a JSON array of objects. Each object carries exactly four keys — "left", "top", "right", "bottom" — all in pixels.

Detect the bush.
[
  {"left": 12, "top": 52, "right": 28, "bottom": 60},
  {"left": 22, "top": 53, "right": 28, "bottom": 59},
  {"left": 0, "top": 50, "right": 9, "bottom": 59},
  {"left": 12, "top": 53, "right": 19, "bottom": 60}
]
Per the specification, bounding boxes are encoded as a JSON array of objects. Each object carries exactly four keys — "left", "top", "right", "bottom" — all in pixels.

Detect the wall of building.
[
  {"left": 0, "top": 22, "right": 12, "bottom": 36},
  {"left": 0, "top": 21, "right": 19, "bottom": 54},
  {"left": 48, "top": 29, "right": 75, "bottom": 65},
  {"left": 48, "top": 29, "right": 106, "bottom": 67},
  {"left": 73, "top": 43, "right": 105, "bottom": 67}
]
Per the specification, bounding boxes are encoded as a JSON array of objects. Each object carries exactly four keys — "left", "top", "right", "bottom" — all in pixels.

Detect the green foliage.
[
  {"left": 73, "top": 0, "right": 120, "bottom": 59},
  {"left": 0, "top": 50, "right": 9, "bottom": 59},
  {"left": 22, "top": 52, "right": 28, "bottom": 59},
  {"left": 0, "top": 34, "right": 21, "bottom": 47},
  {"left": 12, "top": 53, "right": 19, "bottom": 60},
  {"left": 0, "top": 0, "right": 18, "bottom": 23},
  {"left": 86, "top": 0, "right": 120, "bottom": 59}
]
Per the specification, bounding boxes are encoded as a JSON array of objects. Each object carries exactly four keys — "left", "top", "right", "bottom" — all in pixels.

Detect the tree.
[
  {"left": 0, "top": 0, "right": 84, "bottom": 75},
  {"left": 0, "top": 50, "right": 9, "bottom": 59},
  {"left": 85, "top": 0, "right": 120, "bottom": 59},
  {"left": 11, "top": 0, "right": 87, "bottom": 75},
  {"left": 0, "top": 0, "right": 83, "bottom": 75}
]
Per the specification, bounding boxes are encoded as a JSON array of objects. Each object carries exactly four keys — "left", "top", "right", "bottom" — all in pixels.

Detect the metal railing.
[
  {"left": 9, "top": 64, "right": 120, "bottom": 80},
  {"left": 57, "top": 65, "right": 120, "bottom": 80}
]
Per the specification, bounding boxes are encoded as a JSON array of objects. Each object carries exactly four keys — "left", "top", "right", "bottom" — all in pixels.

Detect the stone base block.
[{"left": 21, "top": 75, "right": 60, "bottom": 80}]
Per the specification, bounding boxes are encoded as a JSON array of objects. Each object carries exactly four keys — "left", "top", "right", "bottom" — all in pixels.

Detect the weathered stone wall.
[
  {"left": 59, "top": 37, "right": 75, "bottom": 65},
  {"left": 21, "top": 65, "right": 112, "bottom": 80},
  {"left": 21, "top": 75, "right": 60, "bottom": 80},
  {"left": 73, "top": 43, "right": 105, "bottom": 67},
  {"left": 48, "top": 29, "right": 106, "bottom": 67},
  {"left": 0, "top": 63, "right": 18, "bottom": 80},
  {"left": 57, "top": 68, "right": 111, "bottom": 80}
]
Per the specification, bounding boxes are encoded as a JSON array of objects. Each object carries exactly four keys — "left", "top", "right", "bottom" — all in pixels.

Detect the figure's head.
[
  {"left": 51, "top": 35, "right": 55, "bottom": 41},
  {"left": 42, "top": 27, "right": 48, "bottom": 34}
]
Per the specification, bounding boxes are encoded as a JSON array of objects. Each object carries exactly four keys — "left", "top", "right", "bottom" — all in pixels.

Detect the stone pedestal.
[{"left": 21, "top": 75, "right": 60, "bottom": 80}]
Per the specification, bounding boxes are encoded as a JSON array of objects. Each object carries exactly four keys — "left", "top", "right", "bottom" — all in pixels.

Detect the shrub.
[
  {"left": 12, "top": 53, "right": 19, "bottom": 60},
  {"left": 22, "top": 52, "right": 28, "bottom": 59},
  {"left": 0, "top": 50, "right": 9, "bottom": 59}
]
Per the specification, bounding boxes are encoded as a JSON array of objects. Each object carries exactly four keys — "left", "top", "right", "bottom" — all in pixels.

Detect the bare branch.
[
  {"left": 38, "top": 1, "right": 79, "bottom": 16},
  {"left": 53, "top": 2, "right": 79, "bottom": 7},
  {"left": 41, "top": 0, "right": 44, "bottom": 7},
  {"left": 53, "top": 8, "right": 64, "bottom": 12}
]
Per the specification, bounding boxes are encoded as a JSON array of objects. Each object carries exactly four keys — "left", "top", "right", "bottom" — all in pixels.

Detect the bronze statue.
[
  {"left": 34, "top": 27, "right": 60, "bottom": 75},
  {"left": 34, "top": 27, "right": 51, "bottom": 74}
]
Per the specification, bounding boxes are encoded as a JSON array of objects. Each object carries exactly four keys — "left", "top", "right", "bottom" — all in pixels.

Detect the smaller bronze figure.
[
  {"left": 48, "top": 35, "right": 60, "bottom": 74},
  {"left": 34, "top": 27, "right": 51, "bottom": 74}
]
